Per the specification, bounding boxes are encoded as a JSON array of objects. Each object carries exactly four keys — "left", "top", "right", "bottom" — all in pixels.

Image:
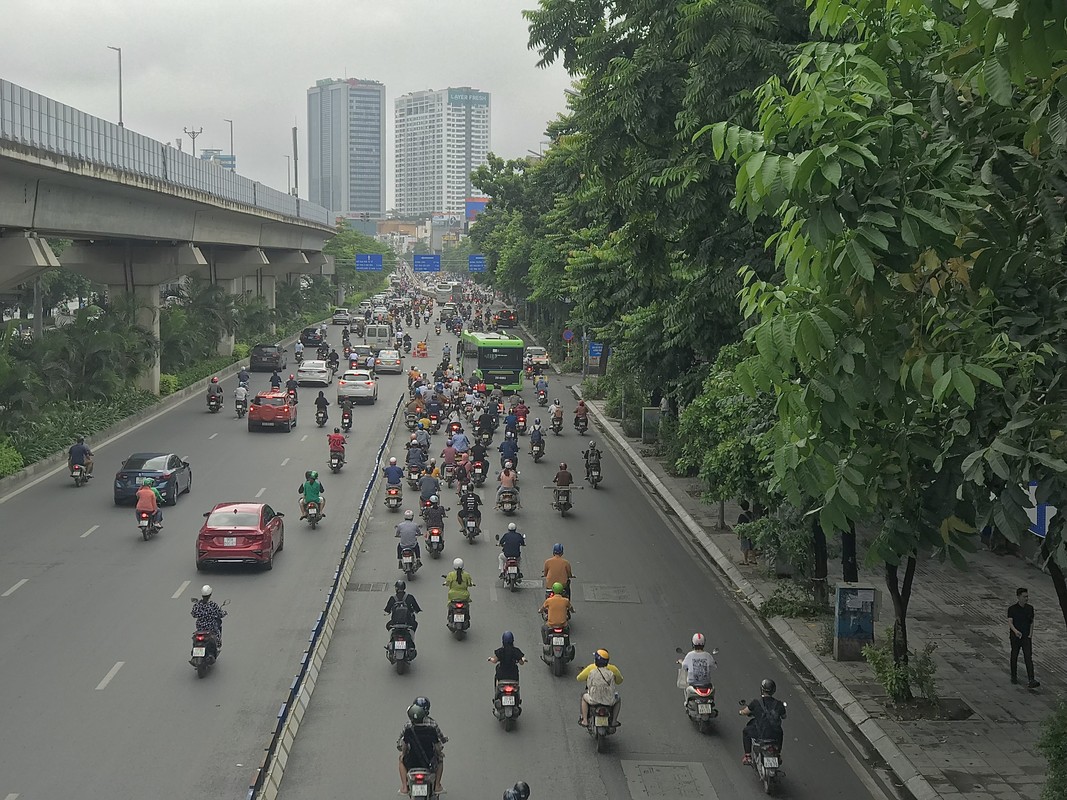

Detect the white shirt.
[
  {"left": 234, "top": 386, "right": 248, "bottom": 401},
  {"left": 681, "top": 650, "right": 716, "bottom": 686}
]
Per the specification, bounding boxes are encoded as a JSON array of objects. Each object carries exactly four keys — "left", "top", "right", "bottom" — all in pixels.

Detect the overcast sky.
[{"left": 1, "top": 0, "right": 571, "bottom": 209}]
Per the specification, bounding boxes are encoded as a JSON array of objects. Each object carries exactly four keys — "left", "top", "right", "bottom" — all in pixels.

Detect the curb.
[
  {"left": 582, "top": 396, "right": 941, "bottom": 800},
  {"left": 0, "top": 322, "right": 325, "bottom": 500}
]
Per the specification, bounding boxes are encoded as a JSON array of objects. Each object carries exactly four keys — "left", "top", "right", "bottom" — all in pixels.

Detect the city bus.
[
  {"left": 458, "top": 330, "right": 525, "bottom": 392},
  {"left": 435, "top": 282, "right": 457, "bottom": 304}
]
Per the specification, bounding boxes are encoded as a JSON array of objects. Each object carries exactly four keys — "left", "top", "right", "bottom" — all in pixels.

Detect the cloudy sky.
[{"left": 1, "top": 0, "right": 572, "bottom": 208}]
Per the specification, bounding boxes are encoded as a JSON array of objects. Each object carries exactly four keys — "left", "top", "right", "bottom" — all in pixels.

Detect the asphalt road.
[
  {"left": 275, "top": 363, "right": 891, "bottom": 799},
  {"left": 0, "top": 323, "right": 407, "bottom": 799}
]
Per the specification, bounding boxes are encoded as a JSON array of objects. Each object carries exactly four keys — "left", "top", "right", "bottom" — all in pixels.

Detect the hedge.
[
  {"left": 0, "top": 437, "right": 25, "bottom": 479},
  {"left": 159, "top": 374, "right": 180, "bottom": 397}
]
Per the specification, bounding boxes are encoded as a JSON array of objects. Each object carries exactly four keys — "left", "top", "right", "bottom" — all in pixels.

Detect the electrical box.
[{"left": 833, "top": 583, "right": 878, "bottom": 662}]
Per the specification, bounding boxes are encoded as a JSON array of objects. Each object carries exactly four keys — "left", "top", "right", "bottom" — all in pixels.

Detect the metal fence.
[{"left": 0, "top": 79, "right": 329, "bottom": 226}]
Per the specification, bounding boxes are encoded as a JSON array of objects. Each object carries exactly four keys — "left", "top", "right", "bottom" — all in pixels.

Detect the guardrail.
[
  {"left": 0, "top": 79, "right": 330, "bottom": 226},
  {"left": 245, "top": 392, "right": 405, "bottom": 800}
]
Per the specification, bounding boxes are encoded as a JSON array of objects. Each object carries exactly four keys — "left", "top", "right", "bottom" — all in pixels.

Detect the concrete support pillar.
[
  {"left": 0, "top": 233, "right": 61, "bottom": 292},
  {"left": 197, "top": 247, "right": 269, "bottom": 357},
  {"left": 104, "top": 284, "right": 161, "bottom": 393},
  {"left": 257, "top": 271, "right": 277, "bottom": 335}
]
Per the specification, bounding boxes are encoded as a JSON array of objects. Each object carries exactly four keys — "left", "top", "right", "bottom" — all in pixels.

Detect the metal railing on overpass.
[{"left": 0, "top": 79, "right": 330, "bottom": 226}]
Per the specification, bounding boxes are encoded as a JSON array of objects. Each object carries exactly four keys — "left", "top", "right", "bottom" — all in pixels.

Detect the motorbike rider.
[
  {"left": 550, "top": 399, "right": 565, "bottom": 426},
  {"left": 285, "top": 374, "right": 299, "bottom": 403},
  {"left": 577, "top": 649, "right": 624, "bottom": 727},
  {"left": 574, "top": 400, "right": 589, "bottom": 427},
  {"left": 414, "top": 422, "right": 432, "bottom": 452},
  {"left": 419, "top": 470, "right": 441, "bottom": 504},
  {"left": 68, "top": 434, "right": 94, "bottom": 478},
  {"left": 450, "top": 426, "right": 471, "bottom": 455},
  {"left": 327, "top": 427, "right": 347, "bottom": 461},
  {"left": 403, "top": 332, "right": 413, "bottom": 350},
  {"left": 298, "top": 470, "right": 326, "bottom": 519},
  {"left": 476, "top": 406, "right": 495, "bottom": 438},
  {"left": 496, "top": 463, "right": 520, "bottom": 507},
  {"left": 327, "top": 348, "right": 340, "bottom": 372},
  {"left": 206, "top": 375, "right": 224, "bottom": 405},
  {"left": 314, "top": 391, "right": 330, "bottom": 422},
  {"left": 234, "top": 381, "right": 249, "bottom": 411},
  {"left": 190, "top": 584, "right": 226, "bottom": 655},
  {"left": 457, "top": 485, "right": 482, "bottom": 529},
  {"left": 583, "top": 441, "right": 603, "bottom": 480},
  {"left": 503, "top": 408, "right": 519, "bottom": 437},
  {"left": 443, "top": 557, "right": 475, "bottom": 615},
  {"left": 270, "top": 369, "right": 282, "bottom": 390},
  {"left": 383, "top": 456, "right": 405, "bottom": 487},
  {"left": 341, "top": 326, "right": 351, "bottom": 343},
  {"left": 503, "top": 782, "right": 532, "bottom": 800},
  {"left": 294, "top": 340, "right": 305, "bottom": 360},
  {"left": 238, "top": 365, "right": 250, "bottom": 384},
  {"left": 543, "top": 543, "right": 573, "bottom": 594},
  {"left": 405, "top": 439, "right": 428, "bottom": 472},
  {"left": 489, "top": 630, "right": 527, "bottom": 684},
  {"left": 553, "top": 462, "right": 574, "bottom": 487},
  {"left": 395, "top": 510, "right": 423, "bottom": 568},
  {"left": 528, "top": 419, "right": 545, "bottom": 455},
  {"left": 540, "top": 581, "right": 573, "bottom": 642},
  {"left": 499, "top": 432, "right": 519, "bottom": 469},
  {"left": 497, "top": 522, "right": 525, "bottom": 577},
  {"left": 513, "top": 398, "right": 530, "bottom": 421},
  {"left": 385, "top": 579, "right": 422, "bottom": 638},
  {"left": 535, "top": 374, "right": 549, "bottom": 393},
  {"left": 678, "top": 632, "right": 717, "bottom": 696},
  {"left": 440, "top": 439, "right": 459, "bottom": 470},
  {"left": 412, "top": 695, "right": 449, "bottom": 745},
  {"left": 740, "top": 678, "right": 787, "bottom": 765},
  {"left": 423, "top": 494, "right": 448, "bottom": 535},
  {"left": 135, "top": 477, "right": 163, "bottom": 528}
]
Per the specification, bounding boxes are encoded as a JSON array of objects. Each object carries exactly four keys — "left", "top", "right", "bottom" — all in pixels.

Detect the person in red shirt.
[
  {"left": 135, "top": 478, "right": 162, "bottom": 527},
  {"left": 327, "top": 428, "right": 347, "bottom": 459}
]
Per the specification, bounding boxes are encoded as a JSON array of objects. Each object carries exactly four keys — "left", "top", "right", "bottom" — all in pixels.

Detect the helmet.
[
  {"left": 430, "top": 495, "right": 439, "bottom": 504},
  {"left": 504, "top": 460, "right": 513, "bottom": 469},
  {"left": 201, "top": 585, "right": 213, "bottom": 598},
  {"left": 142, "top": 477, "right": 154, "bottom": 486},
  {"left": 692, "top": 632, "right": 706, "bottom": 648},
  {"left": 761, "top": 678, "right": 777, "bottom": 695},
  {"left": 559, "top": 462, "right": 568, "bottom": 470},
  {"left": 507, "top": 522, "right": 517, "bottom": 531},
  {"left": 404, "top": 510, "right": 414, "bottom": 519},
  {"left": 506, "top": 431, "right": 515, "bottom": 439},
  {"left": 453, "top": 557, "right": 464, "bottom": 569},
  {"left": 552, "top": 542, "right": 564, "bottom": 555},
  {"left": 553, "top": 399, "right": 560, "bottom": 406},
  {"left": 594, "top": 649, "right": 610, "bottom": 667},
  {"left": 309, "top": 470, "right": 319, "bottom": 480},
  {"left": 407, "top": 704, "right": 428, "bottom": 724},
  {"left": 552, "top": 582, "right": 564, "bottom": 595},
  {"left": 334, "top": 427, "right": 341, "bottom": 433},
  {"left": 446, "top": 438, "right": 454, "bottom": 445},
  {"left": 534, "top": 418, "right": 541, "bottom": 425},
  {"left": 502, "top": 630, "right": 515, "bottom": 645},
  {"left": 394, "top": 580, "right": 407, "bottom": 593},
  {"left": 589, "top": 441, "right": 596, "bottom": 449},
  {"left": 413, "top": 696, "right": 431, "bottom": 713},
  {"left": 418, "top": 422, "right": 425, "bottom": 429},
  {"left": 389, "top": 457, "right": 397, "bottom": 465},
  {"left": 512, "top": 782, "right": 531, "bottom": 800},
  {"left": 211, "top": 376, "right": 219, "bottom": 383},
  {"left": 76, "top": 435, "right": 85, "bottom": 443}
]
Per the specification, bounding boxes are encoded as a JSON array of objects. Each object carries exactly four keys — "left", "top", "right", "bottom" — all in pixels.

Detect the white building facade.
[{"left": 394, "top": 87, "right": 490, "bottom": 216}]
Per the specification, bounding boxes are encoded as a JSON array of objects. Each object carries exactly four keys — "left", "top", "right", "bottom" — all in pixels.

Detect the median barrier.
[{"left": 246, "top": 391, "right": 405, "bottom": 800}]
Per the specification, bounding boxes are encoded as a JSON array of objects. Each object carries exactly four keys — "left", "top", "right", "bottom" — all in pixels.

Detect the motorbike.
[
  {"left": 404, "top": 341, "right": 412, "bottom": 354},
  {"left": 235, "top": 397, "right": 248, "bottom": 419},
  {"left": 586, "top": 703, "right": 620, "bottom": 753},
  {"left": 207, "top": 394, "right": 222, "bottom": 413},
  {"left": 537, "top": 389, "right": 548, "bottom": 406},
  {"left": 386, "top": 624, "right": 416, "bottom": 674},
  {"left": 575, "top": 417, "right": 589, "bottom": 435},
  {"left": 435, "top": 323, "right": 442, "bottom": 335},
  {"left": 551, "top": 486, "right": 576, "bottom": 517},
  {"left": 414, "top": 318, "right": 420, "bottom": 329},
  {"left": 404, "top": 767, "right": 437, "bottom": 799},
  {"left": 341, "top": 408, "right": 353, "bottom": 432},
  {"left": 477, "top": 429, "right": 493, "bottom": 448},
  {"left": 531, "top": 439, "right": 545, "bottom": 463},
  {"left": 587, "top": 461, "right": 602, "bottom": 489},
  {"left": 443, "top": 463, "right": 456, "bottom": 488},
  {"left": 447, "top": 421, "right": 462, "bottom": 437},
  {"left": 428, "top": 413, "right": 441, "bottom": 433},
  {"left": 329, "top": 449, "right": 344, "bottom": 474},
  {"left": 516, "top": 415, "right": 527, "bottom": 435},
  {"left": 499, "top": 489, "right": 518, "bottom": 515},
  {"left": 471, "top": 460, "right": 487, "bottom": 487},
  {"left": 741, "top": 699, "right": 787, "bottom": 794},
  {"left": 295, "top": 350, "right": 304, "bottom": 364},
  {"left": 287, "top": 388, "right": 298, "bottom": 406},
  {"left": 550, "top": 417, "right": 563, "bottom": 436},
  {"left": 328, "top": 359, "right": 339, "bottom": 376},
  {"left": 315, "top": 409, "right": 328, "bottom": 427},
  {"left": 461, "top": 514, "right": 481, "bottom": 543},
  {"left": 500, "top": 553, "right": 521, "bottom": 592},
  {"left": 407, "top": 464, "right": 423, "bottom": 490},
  {"left": 541, "top": 624, "right": 575, "bottom": 677},
  {"left": 385, "top": 485, "right": 403, "bottom": 511},
  {"left": 70, "top": 463, "right": 88, "bottom": 487},
  {"left": 305, "top": 500, "right": 323, "bottom": 529},
  {"left": 406, "top": 413, "right": 418, "bottom": 431},
  {"left": 425, "top": 526, "right": 444, "bottom": 558},
  {"left": 189, "top": 598, "right": 228, "bottom": 679},
  {"left": 400, "top": 546, "right": 420, "bottom": 579},
  {"left": 137, "top": 509, "right": 161, "bottom": 541},
  {"left": 445, "top": 598, "right": 470, "bottom": 639},
  {"left": 493, "top": 680, "right": 522, "bottom": 731}
]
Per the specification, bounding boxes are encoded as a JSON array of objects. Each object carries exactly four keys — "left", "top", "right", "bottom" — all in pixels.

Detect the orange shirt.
[
  {"left": 543, "top": 556, "right": 573, "bottom": 588},
  {"left": 541, "top": 594, "right": 571, "bottom": 627},
  {"left": 135, "top": 486, "right": 158, "bottom": 513}
]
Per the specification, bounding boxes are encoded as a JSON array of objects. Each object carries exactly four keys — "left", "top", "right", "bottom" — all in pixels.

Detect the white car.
[
  {"left": 337, "top": 370, "right": 378, "bottom": 404},
  {"left": 526, "top": 346, "right": 550, "bottom": 367},
  {"left": 332, "top": 308, "right": 351, "bottom": 325},
  {"left": 297, "top": 360, "right": 332, "bottom": 386}
]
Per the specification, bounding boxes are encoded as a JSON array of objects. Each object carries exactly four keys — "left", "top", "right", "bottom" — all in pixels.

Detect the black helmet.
[
  {"left": 394, "top": 580, "right": 407, "bottom": 593},
  {"left": 413, "top": 696, "right": 431, "bottom": 713},
  {"left": 334, "top": 427, "right": 341, "bottom": 433},
  {"left": 510, "top": 782, "right": 531, "bottom": 800},
  {"left": 761, "top": 678, "right": 777, "bottom": 695},
  {"left": 407, "top": 704, "right": 428, "bottom": 724}
]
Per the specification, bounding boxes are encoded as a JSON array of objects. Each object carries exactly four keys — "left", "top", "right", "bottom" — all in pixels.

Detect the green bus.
[{"left": 458, "top": 330, "right": 525, "bottom": 392}]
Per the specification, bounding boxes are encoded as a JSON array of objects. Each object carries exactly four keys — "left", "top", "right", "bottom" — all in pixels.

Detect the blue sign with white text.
[
  {"left": 355, "top": 253, "right": 383, "bottom": 272},
  {"left": 469, "top": 254, "right": 486, "bottom": 273},
  {"left": 413, "top": 254, "right": 441, "bottom": 273},
  {"left": 588, "top": 341, "right": 604, "bottom": 358}
]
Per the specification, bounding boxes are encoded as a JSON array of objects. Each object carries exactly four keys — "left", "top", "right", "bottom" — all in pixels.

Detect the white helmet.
[
  {"left": 389, "top": 457, "right": 397, "bottom": 465},
  {"left": 508, "top": 522, "right": 517, "bottom": 531},
  {"left": 692, "top": 632, "right": 706, "bottom": 647},
  {"left": 504, "top": 460, "right": 513, "bottom": 469},
  {"left": 453, "top": 557, "right": 464, "bottom": 570},
  {"left": 201, "top": 585, "right": 213, "bottom": 598},
  {"left": 430, "top": 494, "right": 439, "bottom": 504},
  {"left": 404, "top": 509, "right": 414, "bottom": 519}
]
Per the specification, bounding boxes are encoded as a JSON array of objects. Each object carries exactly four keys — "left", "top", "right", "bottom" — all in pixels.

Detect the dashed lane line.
[
  {"left": 1, "top": 579, "right": 28, "bottom": 597},
  {"left": 94, "top": 661, "right": 125, "bottom": 691},
  {"left": 171, "top": 580, "right": 191, "bottom": 599},
  {"left": 81, "top": 525, "right": 99, "bottom": 539}
]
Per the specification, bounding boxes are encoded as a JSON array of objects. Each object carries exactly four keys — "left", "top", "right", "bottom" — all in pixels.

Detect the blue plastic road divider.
[{"left": 246, "top": 392, "right": 405, "bottom": 800}]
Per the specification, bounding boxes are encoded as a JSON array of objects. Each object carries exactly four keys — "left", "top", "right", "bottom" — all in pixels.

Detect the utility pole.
[
  {"left": 291, "top": 126, "right": 299, "bottom": 198},
  {"left": 224, "top": 118, "right": 234, "bottom": 170},
  {"left": 107, "top": 46, "right": 123, "bottom": 127},
  {"left": 183, "top": 126, "right": 203, "bottom": 158},
  {"left": 284, "top": 155, "right": 291, "bottom": 193}
]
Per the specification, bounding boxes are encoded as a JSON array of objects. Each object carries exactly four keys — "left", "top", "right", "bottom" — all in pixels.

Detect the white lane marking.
[
  {"left": 255, "top": 487, "right": 266, "bottom": 498},
  {"left": 300, "top": 434, "right": 308, "bottom": 442},
  {"left": 1, "top": 579, "right": 28, "bottom": 597},
  {"left": 489, "top": 584, "right": 498, "bottom": 603},
  {"left": 280, "top": 457, "right": 290, "bottom": 466},
  {"left": 6, "top": 793, "right": 21, "bottom": 800},
  {"left": 209, "top": 433, "right": 218, "bottom": 440},
  {"left": 81, "top": 524, "right": 100, "bottom": 539},
  {"left": 171, "top": 580, "right": 191, "bottom": 599},
  {"left": 94, "top": 661, "right": 125, "bottom": 690}
]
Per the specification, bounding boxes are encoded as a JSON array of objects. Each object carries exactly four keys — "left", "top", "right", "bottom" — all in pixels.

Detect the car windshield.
[
  {"left": 206, "top": 509, "right": 261, "bottom": 528},
  {"left": 254, "top": 346, "right": 279, "bottom": 355},
  {"left": 302, "top": 328, "right": 319, "bottom": 335},
  {"left": 253, "top": 396, "right": 286, "bottom": 406},
  {"left": 301, "top": 360, "right": 327, "bottom": 369},
  {"left": 380, "top": 351, "right": 399, "bottom": 359},
  {"left": 123, "top": 454, "right": 169, "bottom": 471},
  {"left": 346, "top": 371, "right": 371, "bottom": 380},
  {"left": 527, "top": 348, "right": 546, "bottom": 356}
]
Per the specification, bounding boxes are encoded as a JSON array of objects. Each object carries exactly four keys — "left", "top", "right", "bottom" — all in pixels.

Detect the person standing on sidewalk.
[
  {"left": 735, "top": 499, "right": 756, "bottom": 566},
  {"left": 1008, "top": 587, "right": 1039, "bottom": 688}
]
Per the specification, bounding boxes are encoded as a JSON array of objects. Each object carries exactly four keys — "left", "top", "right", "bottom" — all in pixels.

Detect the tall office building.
[
  {"left": 395, "top": 87, "right": 491, "bottom": 216},
  {"left": 307, "top": 78, "right": 386, "bottom": 219}
]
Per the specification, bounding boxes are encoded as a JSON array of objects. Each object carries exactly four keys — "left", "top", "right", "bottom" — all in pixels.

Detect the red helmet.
[
  {"left": 210, "top": 376, "right": 219, "bottom": 383},
  {"left": 289, "top": 374, "right": 295, "bottom": 380}
]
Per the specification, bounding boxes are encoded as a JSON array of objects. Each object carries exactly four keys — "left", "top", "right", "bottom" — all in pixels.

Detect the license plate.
[
  {"left": 191, "top": 647, "right": 206, "bottom": 657},
  {"left": 594, "top": 716, "right": 609, "bottom": 727},
  {"left": 697, "top": 703, "right": 714, "bottom": 714},
  {"left": 763, "top": 756, "right": 779, "bottom": 768},
  {"left": 402, "top": 557, "right": 414, "bottom": 565},
  {"left": 138, "top": 519, "right": 148, "bottom": 527},
  {"left": 224, "top": 537, "right": 237, "bottom": 547},
  {"left": 394, "top": 640, "right": 407, "bottom": 650},
  {"left": 592, "top": 469, "right": 600, "bottom": 477},
  {"left": 467, "top": 521, "right": 476, "bottom": 529},
  {"left": 452, "top": 613, "right": 465, "bottom": 623},
  {"left": 430, "top": 535, "right": 440, "bottom": 543},
  {"left": 411, "top": 785, "right": 429, "bottom": 798},
  {"left": 261, "top": 421, "right": 274, "bottom": 427},
  {"left": 552, "top": 636, "right": 565, "bottom": 646},
  {"left": 501, "top": 695, "right": 516, "bottom": 706},
  {"left": 507, "top": 566, "right": 518, "bottom": 574}
]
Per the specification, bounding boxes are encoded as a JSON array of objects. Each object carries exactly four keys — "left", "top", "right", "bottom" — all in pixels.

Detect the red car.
[
  {"left": 248, "top": 390, "right": 297, "bottom": 432},
  {"left": 196, "top": 502, "right": 284, "bottom": 571}
]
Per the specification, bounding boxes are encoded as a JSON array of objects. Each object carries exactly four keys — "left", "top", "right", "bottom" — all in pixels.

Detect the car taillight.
[{"left": 365, "top": 381, "right": 373, "bottom": 386}]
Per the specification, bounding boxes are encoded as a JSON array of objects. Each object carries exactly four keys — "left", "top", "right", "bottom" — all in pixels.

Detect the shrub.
[
  {"left": 0, "top": 437, "right": 24, "bottom": 478},
  {"left": 759, "top": 581, "right": 830, "bottom": 619},
  {"left": 1039, "top": 698, "right": 1067, "bottom": 800},
  {"left": 159, "top": 374, "right": 179, "bottom": 397},
  {"left": 581, "top": 376, "right": 605, "bottom": 399},
  {"left": 173, "top": 357, "right": 235, "bottom": 390},
  {"left": 233, "top": 342, "right": 250, "bottom": 360},
  {"left": 736, "top": 511, "right": 814, "bottom": 578},
  {"left": 863, "top": 629, "right": 939, "bottom": 704}
]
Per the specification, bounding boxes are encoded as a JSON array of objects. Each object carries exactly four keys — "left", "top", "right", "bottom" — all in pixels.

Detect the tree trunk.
[
  {"left": 885, "top": 556, "right": 917, "bottom": 700},
  {"left": 1040, "top": 535, "right": 1067, "bottom": 632},
  {"left": 841, "top": 524, "right": 858, "bottom": 582},
  {"left": 812, "top": 520, "right": 829, "bottom": 608},
  {"left": 717, "top": 499, "right": 727, "bottom": 531}
]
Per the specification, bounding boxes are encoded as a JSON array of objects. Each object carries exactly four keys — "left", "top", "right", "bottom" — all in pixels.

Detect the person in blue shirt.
[
  {"left": 238, "top": 366, "right": 250, "bottom": 384},
  {"left": 383, "top": 457, "right": 405, "bottom": 486},
  {"left": 528, "top": 420, "right": 545, "bottom": 455},
  {"left": 535, "top": 376, "right": 549, "bottom": 392},
  {"left": 67, "top": 435, "right": 94, "bottom": 477},
  {"left": 451, "top": 429, "right": 471, "bottom": 454},
  {"left": 270, "top": 370, "right": 282, "bottom": 390},
  {"left": 499, "top": 434, "right": 519, "bottom": 469},
  {"left": 497, "top": 523, "right": 526, "bottom": 577},
  {"left": 406, "top": 444, "right": 427, "bottom": 469},
  {"left": 503, "top": 410, "right": 518, "bottom": 436}
]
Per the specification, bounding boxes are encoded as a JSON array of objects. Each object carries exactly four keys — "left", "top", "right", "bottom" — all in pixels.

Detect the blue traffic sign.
[
  {"left": 562, "top": 328, "right": 574, "bottom": 342},
  {"left": 588, "top": 341, "right": 604, "bottom": 358},
  {"left": 468, "top": 254, "right": 486, "bottom": 273},
  {"left": 355, "top": 253, "right": 383, "bottom": 271},
  {"left": 413, "top": 254, "right": 441, "bottom": 273}
]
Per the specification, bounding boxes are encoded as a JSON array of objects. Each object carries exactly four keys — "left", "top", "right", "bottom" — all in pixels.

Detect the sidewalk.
[{"left": 584, "top": 397, "right": 1061, "bottom": 800}]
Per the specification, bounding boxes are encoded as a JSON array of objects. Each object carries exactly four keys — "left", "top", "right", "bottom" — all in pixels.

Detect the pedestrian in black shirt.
[{"left": 1008, "top": 587, "right": 1039, "bottom": 688}]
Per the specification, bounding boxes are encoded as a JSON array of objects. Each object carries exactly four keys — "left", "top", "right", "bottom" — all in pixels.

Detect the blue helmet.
[
  {"left": 413, "top": 696, "right": 431, "bottom": 713},
  {"left": 502, "top": 630, "right": 514, "bottom": 645},
  {"left": 552, "top": 543, "right": 564, "bottom": 555}
]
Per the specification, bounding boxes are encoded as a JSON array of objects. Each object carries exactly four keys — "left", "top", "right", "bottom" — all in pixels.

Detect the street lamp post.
[
  {"left": 223, "top": 118, "right": 234, "bottom": 171},
  {"left": 183, "top": 126, "right": 203, "bottom": 157},
  {"left": 106, "top": 46, "right": 123, "bottom": 127},
  {"left": 284, "top": 155, "right": 291, "bottom": 193}
]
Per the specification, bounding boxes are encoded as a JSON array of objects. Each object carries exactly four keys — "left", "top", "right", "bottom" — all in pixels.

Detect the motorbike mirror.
[
  {"left": 203, "top": 512, "right": 211, "bottom": 517},
  {"left": 276, "top": 512, "right": 285, "bottom": 517},
  {"left": 675, "top": 647, "right": 685, "bottom": 654},
  {"left": 494, "top": 535, "right": 500, "bottom": 543},
  {"left": 221, "top": 599, "right": 230, "bottom": 606},
  {"left": 738, "top": 700, "right": 747, "bottom": 706}
]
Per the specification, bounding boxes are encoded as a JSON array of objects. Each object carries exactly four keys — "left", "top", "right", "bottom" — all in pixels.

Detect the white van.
[{"left": 363, "top": 323, "right": 394, "bottom": 354}]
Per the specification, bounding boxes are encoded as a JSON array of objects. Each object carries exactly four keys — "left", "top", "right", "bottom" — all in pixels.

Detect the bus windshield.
[{"left": 478, "top": 346, "right": 523, "bottom": 371}]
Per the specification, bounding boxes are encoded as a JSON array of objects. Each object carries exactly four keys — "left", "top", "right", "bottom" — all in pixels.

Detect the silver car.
[
  {"left": 297, "top": 359, "right": 332, "bottom": 386},
  {"left": 332, "top": 308, "right": 351, "bottom": 325},
  {"left": 376, "top": 349, "right": 403, "bottom": 374}
]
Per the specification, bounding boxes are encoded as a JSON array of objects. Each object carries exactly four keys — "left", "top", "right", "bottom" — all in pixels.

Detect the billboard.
[
  {"left": 465, "top": 198, "right": 489, "bottom": 221},
  {"left": 448, "top": 89, "right": 489, "bottom": 107}
]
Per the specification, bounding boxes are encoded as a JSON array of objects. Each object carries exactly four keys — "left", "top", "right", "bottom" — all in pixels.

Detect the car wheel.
[
  {"left": 263, "top": 551, "right": 274, "bottom": 571},
  {"left": 167, "top": 485, "right": 177, "bottom": 506},
  {"left": 196, "top": 560, "right": 205, "bottom": 572},
  {"left": 184, "top": 472, "right": 192, "bottom": 495},
  {"left": 277, "top": 530, "right": 285, "bottom": 552},
  {"left": 248, "top": 422, "right": 256, "bottom": 432}
]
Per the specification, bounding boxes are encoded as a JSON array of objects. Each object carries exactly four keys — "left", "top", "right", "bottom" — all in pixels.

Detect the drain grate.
[
  {"left": 347, "top": 582, "right": 389, "bottom": 592},
  {"left": 583, "top": 584, "right": 642, "bottom": 603}
]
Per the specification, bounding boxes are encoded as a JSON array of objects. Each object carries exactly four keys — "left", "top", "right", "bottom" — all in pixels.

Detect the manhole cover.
[
  {"left": 621, "top": 761, "right": 717, "bottom": 798},
  {"left": 347, "top": 582, "right": 389, "bottom": 592},
  {"left": 583, "top": 584, "right": 641, "bottom": 603}
]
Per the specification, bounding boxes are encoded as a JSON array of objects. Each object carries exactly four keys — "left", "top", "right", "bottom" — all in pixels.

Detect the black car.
[
  {"left": 250, "top": 343, "right": 287, "bottom": 371},
  {"left": 114, "top": 452, "right": 192, "bottom": 505},
  {"left": 300, "top": 326, "right": 325, "bottom": 347}
]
